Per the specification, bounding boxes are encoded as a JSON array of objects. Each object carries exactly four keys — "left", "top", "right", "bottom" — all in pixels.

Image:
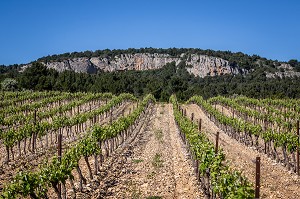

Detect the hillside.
[
  {"left": 1, "top": 48, "right": 300, "bottom": 100},
  {"left": 20, "top": 48, "right": 300, "bottom": 78},
  {"left": 24, "top": 53, "right": 244, "bottom": 78}
]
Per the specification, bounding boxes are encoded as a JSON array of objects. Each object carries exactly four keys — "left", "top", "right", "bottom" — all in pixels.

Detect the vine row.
[{"left": 171, "top": 95, "right": 254, "bottom": 199}]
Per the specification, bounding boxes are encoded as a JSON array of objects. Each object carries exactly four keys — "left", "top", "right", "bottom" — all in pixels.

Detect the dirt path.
[
  {"left": 215, "top": 104, "right": 232, "bottom": 118},
  {"left": 183, "top": 104, "right": 300, "bottom": 199},
  {"left": 91, "top": 103, "right": 203, "bottom": 198}
]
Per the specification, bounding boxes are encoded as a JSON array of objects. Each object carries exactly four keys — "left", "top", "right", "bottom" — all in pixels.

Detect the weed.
[
  {"left": 160, "top": 104, "right": 165, "bottom": 114},
  {"left": 128, "top": 180, "right": 142, "bottom": 199},
  {"left": 154, "top": 129, "right": 163, "bottom": 141},
  {"left": 132, "top": 188, "right": 142, "bottom": 199},
  {"left": 146, "top": 196, "right": 162, "bottom": 199},
  {"left": 146, "top": 171, "right": 156, "bottom": 179},
  {"left": 132, "top": 159, "right": 144, "bottom": 163},
  {"left": 152, "top": 153, "right": 163, "bottom": 168}
]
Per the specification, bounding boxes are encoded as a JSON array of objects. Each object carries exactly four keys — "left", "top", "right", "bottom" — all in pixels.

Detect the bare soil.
[{"left": 89, "top": 104, "right": 204, "bottom": 198}]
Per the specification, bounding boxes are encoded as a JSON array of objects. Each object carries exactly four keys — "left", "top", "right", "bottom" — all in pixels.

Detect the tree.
[
  {"left": 288, "top": 59, "right": 298, "bottom": 67},
  {"left": 1, "top": 78, "right": 18, "bottom": 91},
  {"left": 18, "top": 62, "right": 57, "bottom": 90}
]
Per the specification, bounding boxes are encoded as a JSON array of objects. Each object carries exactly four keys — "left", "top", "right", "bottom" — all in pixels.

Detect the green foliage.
[
  {"left": 1, "top": 94, "right": 155, "bottom": 198},
  {"left": 288, "top": 59, "right": 299, "bottom": 67},
  {"left": 0, "top": 64, "right": 19, "bottom": 83},
  {"left": 1, "top": 171, "right": 48, "bottom": 198},
  {"left": 288, "top": 59, "right": 300, "bottom": 72},
  {"left": 14, "top": 60, "right": 300, "bottom": 101},
  {"left": 146, "top": 196, "right": 162, "bottom": 199},
  {"left": 189, "top": 95, "right": 300, "bottom": 155},
  {"left": 132, "top": 159, "right": 144, "bottom": 163},
  {"left": 152, "top": 153, "right": 163, "bottom": 168},
  {"left": 1, "top": 78, "right": 18, "bottom": 91},
  {"left": 170, "top": 95, "right": 254, "bottom": 198},
  {"left": 0, "top": 92, "right": 116, "bottom": 147},
  {"left": 154, "top": 129, "right": 163, "bottom": 141}
]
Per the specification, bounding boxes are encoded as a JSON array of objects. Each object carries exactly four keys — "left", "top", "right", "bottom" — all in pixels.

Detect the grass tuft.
[{"left": 152, "top": 153, "right": 163, "bottom": 168}]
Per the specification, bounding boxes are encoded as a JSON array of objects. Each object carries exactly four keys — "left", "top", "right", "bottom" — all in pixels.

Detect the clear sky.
[{"left": 0, "top": 0, "right": 299, "bottom": 65}]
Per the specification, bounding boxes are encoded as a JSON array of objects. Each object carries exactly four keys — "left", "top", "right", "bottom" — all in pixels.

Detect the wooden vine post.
[
  {"left": 255, "top": 156, "right": 261, "bottom": 199},
  {"left": 32, "top": 109, "right": 37, "bottom": 153},
  {"left": 57, "top": 133, "right": 62, "bottom": 198},
  {"left": 198, "top": 118, "right": 202, "bottom": 132},
  {"left": 215, "top": 132, "right": 219, "bottom": 154},
  {"left": 110, "top": 108, "right": 112, "bottom": 124},
  {"left": 297, "top": 120, "right": 299, "bottom": 176}
]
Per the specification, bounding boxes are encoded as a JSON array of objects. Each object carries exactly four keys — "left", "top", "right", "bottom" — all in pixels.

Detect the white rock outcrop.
[{"left": 23, "top": 53, "right": 246, "bottom": 77}]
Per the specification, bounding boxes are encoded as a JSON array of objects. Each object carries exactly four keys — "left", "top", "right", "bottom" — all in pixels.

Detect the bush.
[{"left": 1, "top": 78, "right": 18, "bottom": 91}]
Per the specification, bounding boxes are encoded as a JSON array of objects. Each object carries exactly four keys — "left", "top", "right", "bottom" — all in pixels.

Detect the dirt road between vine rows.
[{"left": 92, "top": 104, "right": 204, "bottom": 198}]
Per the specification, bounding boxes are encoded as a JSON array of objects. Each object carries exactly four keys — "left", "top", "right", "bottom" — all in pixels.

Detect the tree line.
[{"left": 1, "top": 61, "right": 298, "bottom": 101}]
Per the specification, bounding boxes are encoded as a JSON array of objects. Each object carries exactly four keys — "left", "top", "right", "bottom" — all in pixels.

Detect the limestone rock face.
[
  {"left": 265, "top": 63, "right": 300, "bottom": 78},
  {"left": 185, "top": 54, "right": 243, "bottom": 78},
  {"left": 23, "top": 53, "right": 246, "bottom": 77},
  {"left": 46, "top": 57, "right": 97, "bottom": 73},
  {"left": 89, "top": 54, "right": 182, "bottom": 72}
]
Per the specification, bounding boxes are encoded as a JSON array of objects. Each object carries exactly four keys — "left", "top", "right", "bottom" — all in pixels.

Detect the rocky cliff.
[
  {"left": 23, "top": 53, "right": 246, "bottom": 77},
  {"left": 265, "top": 63, "right": 300, "bottom": 78},
  {"left": 46, "top": 57, "right": 97, "bottom": 73}
]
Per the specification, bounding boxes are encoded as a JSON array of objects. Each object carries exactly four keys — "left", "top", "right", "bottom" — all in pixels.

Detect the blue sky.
[{"left": 0, "top": 0, "right": 299, "bottom": 65}]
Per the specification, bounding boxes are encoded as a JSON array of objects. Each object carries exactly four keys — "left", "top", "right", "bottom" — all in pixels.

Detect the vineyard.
[{"left": 0, "top": 91, "right": 299, "bottom": 198}]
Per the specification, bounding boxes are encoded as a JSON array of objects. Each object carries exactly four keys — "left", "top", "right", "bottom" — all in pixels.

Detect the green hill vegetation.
[{"left": 1, "top": 48, "right": 300, "bottom": 100}]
